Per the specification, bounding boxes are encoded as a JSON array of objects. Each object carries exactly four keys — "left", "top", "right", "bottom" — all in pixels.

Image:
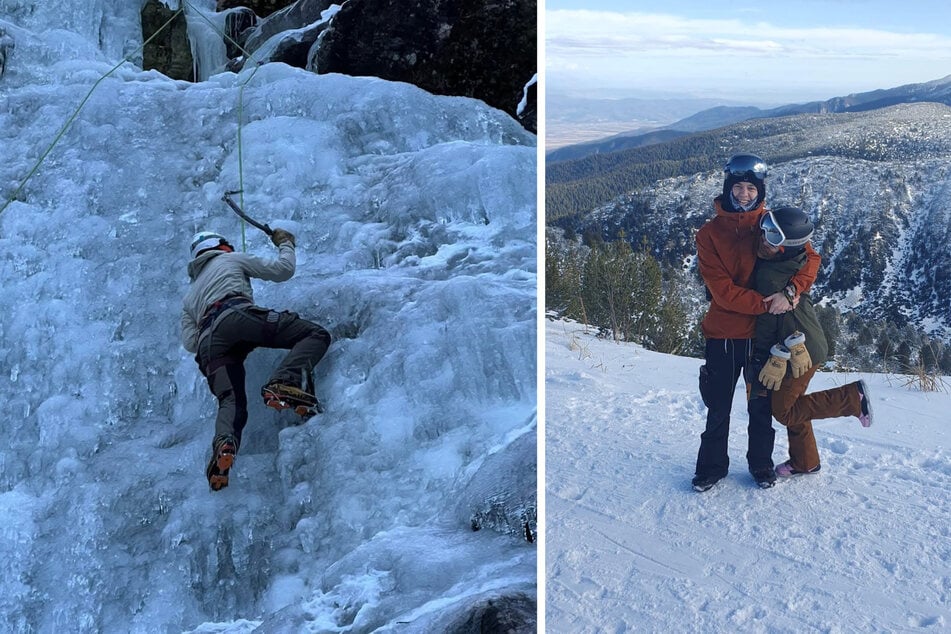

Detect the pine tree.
[
  {"left": 920, "top": 340, "right": 940, "bottom": 373},
  {"left": 651, "top": 264, "right": 690, "bottom": 354},
  {"left": 896, "top": 340, "right": 913, "bottom": 371},
  {"left": 581, "top": 240, "right": 639, "bottom": 341},
  {"left": 815, "top": 305, "right": 841, "bottom": 360},
  {"left": 940, "top": 346, "right": 951, "bottom": 375}
]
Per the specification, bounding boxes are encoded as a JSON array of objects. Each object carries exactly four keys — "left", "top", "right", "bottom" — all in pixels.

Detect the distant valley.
[
  {"left": 548, "top": 75, "right": 951, "bottom": 163},
  {"left": 545, "top": 93, "right": 766, "bottom": 152}
]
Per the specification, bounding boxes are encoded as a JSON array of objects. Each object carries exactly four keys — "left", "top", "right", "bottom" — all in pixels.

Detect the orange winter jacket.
[{"left": 696, "top": 197, "right": 820, "bottom": 339}]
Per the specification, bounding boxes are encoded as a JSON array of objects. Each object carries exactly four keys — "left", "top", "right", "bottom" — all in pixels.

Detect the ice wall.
[{"left": 0, "top": 3, "right": 536, "bottom": 630}]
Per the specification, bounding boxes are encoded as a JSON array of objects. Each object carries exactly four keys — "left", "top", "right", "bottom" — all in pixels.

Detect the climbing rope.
[
  {"left": 0, "top": 0, "right": 271, "bottom": 253},
  {"left": 0, "top": 7, "right": 184, "bottom": 217},
  {"left": 181, "top": 0, "right": 268, "bottom": 251}
]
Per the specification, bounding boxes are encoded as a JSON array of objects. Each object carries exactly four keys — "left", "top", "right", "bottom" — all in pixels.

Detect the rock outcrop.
[
  {"left": 216, "top": 0, "right": 295, "bottom": 17},
  {"left": 140, "top": 0, "right": 537, "bottom": 132},
  {"left": 314, "top": 0, "right": 537, "bottom": 132},
  {"left": 141, "top": 0, "right": 195, "bottom": 81}
]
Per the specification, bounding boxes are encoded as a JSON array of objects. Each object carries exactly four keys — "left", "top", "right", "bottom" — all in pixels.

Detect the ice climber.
[
  {"left": 181, "top": 229, "right": 332, "bottom": 491},
  {"left": 692, "top": 154, "right": 821, "bottom": 492}
]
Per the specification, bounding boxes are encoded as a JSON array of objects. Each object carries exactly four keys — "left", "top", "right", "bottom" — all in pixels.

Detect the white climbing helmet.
[{"left": 190, "top": 231, "right": 230, "bottom": 259}]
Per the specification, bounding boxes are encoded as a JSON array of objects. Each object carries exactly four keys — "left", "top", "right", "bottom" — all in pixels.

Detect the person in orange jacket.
[{"left": 692, "top": 154, "right": 821, "bottom": 492}]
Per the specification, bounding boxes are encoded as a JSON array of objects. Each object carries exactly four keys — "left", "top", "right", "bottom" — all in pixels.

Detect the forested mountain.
[
  {"left": 547, "top": 102, "right": 951, "bottom": 222},
  {"left": 548, "top": 102, "right": 951, "bottom": 342},
  {"left": 548, "top": 75, "right": 951, "bottom": 165}
]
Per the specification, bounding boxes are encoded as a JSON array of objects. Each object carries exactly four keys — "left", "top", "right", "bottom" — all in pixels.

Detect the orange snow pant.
[{"left": 771, "top": 367, "right": 862, "bottom": 472}]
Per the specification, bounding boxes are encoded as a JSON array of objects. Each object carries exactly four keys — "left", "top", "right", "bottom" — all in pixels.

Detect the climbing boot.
[
  {"left": 206, "top": 434, "right": 238, "bottom": 491},
  {"left": 262, "top": 382, "right": 322, "bottom": 417}
]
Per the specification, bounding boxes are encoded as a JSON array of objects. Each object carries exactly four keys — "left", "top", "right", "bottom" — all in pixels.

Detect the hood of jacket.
[{"left": 187, "top": 249, "right": 225, "bottom": 281}]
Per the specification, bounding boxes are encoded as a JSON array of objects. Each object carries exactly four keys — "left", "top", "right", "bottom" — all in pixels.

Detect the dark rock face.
[
  {"left": 519, "top": 77, "right": 537, "bottom": 134},
  {"left": 224, "top": 8, "right": 257, "bottom": 59},
  {"left": 444, "top": 594, "right": 537, "bottom": 634},
  {"left": 141, "top": 0, "right": 194, "bottom": 81},
  {"left": 0, "top": 29, "right": 12, "bottom": 79},
  {"left": 216, "top": 0, "right": 295, "bottom": 17},
  {"left": 314, "top": 0, "right": 537, "bottom": 132},
  {"left": 140, "top": 0, "right": 537, "bottom": 132},
  {"left": 238, "top": 0, "right": 336, "bottom": 68}
]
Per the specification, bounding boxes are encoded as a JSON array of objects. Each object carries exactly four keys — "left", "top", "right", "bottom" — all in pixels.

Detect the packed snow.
[
  {"left": 545, "top": 319, "right": 951, "bottom": 632},
  {"left": 0, "top": 2, "right": 536, "bottom": 631}
]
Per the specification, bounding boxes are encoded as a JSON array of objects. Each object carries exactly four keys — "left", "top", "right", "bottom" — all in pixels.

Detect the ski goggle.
[
  {"left": 760, "top": 211, "right": 786, "bottom": 247},
  {"left": 725, "top": 154, "right": 768, "bottom": 180}
]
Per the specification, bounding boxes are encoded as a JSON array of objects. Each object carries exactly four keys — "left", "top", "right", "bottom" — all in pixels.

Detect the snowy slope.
[
  {"left": 546, "top": 320, "right": 951, "bottom": 632},
  {"left": 0, "top": 4, "right": 535, "bottom": 632}
]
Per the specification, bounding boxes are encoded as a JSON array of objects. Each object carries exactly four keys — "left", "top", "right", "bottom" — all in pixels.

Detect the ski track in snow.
[{"left": 546, "top": 320, "right": 951, "bottom": 633}]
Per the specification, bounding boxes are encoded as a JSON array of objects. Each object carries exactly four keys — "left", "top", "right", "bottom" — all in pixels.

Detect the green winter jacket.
[{"left": 753, "top": 249, "right": 828, "bottom": 367}]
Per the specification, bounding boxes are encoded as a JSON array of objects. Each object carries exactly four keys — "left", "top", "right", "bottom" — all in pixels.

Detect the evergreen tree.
[
  {"left": 581, "top": 240, "right": 639, "bottom": 341},
  {"left": 651, "top": 265, "right": 691, "bottom": 354},
  {"left": 896, "top": 340, "right": 913, "bottom": 371},
  {"left": 628, "top": 246, "right": 663, "bottom": 344},
  {"left": 920, "top": 340, "right": 940, "bottom": 372},
  {"left": 940, "top": 346, "right": 951, "bottom": 375},
  {"left": 815, "top": 304, "right": 841, "bottom": 359}
]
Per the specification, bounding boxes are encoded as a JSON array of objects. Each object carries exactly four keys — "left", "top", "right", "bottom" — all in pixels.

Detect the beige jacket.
[{"left": 181, "top": 243, "right": 295, "bottom": 352}]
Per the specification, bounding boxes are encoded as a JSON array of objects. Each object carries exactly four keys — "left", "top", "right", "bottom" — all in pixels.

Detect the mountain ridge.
[
  {"left": 549, "top": 102, "right": 951, "bottom": 338},
  {"left": 548, "top": 74, "right": 951, "bottom": 164}
]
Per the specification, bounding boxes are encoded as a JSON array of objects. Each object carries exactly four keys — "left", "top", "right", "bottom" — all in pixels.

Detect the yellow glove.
[
  {"left": 271, "top": 229, "right": 296, "bottom": 247},
  {"left": 784, "top": 331, "right": 812, "bottom": 378},
  {"left": 758, "top": 344, "right": 790, "bottom": 391}
]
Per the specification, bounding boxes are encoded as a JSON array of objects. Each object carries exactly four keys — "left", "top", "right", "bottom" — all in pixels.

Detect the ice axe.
[{"left": 222, "top": 190, "right": 273, "bottom": 236}]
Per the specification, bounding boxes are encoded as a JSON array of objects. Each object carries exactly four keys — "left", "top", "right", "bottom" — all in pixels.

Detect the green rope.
[
  {"left": 182, "top": 0, "right": 267, "bottom": 252},
  {"left": 0, "top": 7, "right": 185, "bottom": 217},
  {"left": 2, "top": 0, "right": 272, "bottom": 256}
]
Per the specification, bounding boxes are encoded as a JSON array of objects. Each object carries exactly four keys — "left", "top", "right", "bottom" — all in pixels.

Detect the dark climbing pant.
[
  {"left": 695, "top": 338, "right": 774, "bottom": 479},
  {"left": 197, "top": 306, "right": 331, "bottom": 445}
]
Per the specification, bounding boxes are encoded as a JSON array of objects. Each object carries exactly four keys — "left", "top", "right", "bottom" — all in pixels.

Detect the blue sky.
[{"left": 546, "top": 1, "right": 951, "bottom": 102}]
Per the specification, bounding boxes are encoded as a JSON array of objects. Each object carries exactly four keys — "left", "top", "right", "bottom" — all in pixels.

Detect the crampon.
[{"left": 262, "top": 383, "right": 323, "bottom": 418}]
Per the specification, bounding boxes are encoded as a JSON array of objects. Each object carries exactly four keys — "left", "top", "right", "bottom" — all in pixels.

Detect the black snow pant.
[
  {"left": 695, "top": 338, "right": 774, "bottom": 479},
  {"left": 196, "top": 305, "right": 331, "bottom": 447}
]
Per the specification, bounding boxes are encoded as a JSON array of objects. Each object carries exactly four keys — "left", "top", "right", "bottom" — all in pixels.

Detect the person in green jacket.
[{"left": 750, "top": 207, "right": 873, "bottom": 478}]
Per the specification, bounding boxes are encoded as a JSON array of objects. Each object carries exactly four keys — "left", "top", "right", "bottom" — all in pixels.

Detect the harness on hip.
[{"left": 199, "top": 293, "right": 253, "bottom": 332}]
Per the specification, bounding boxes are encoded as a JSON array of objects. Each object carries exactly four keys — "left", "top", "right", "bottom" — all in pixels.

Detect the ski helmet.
[
  {"left": 190, "top": 231, "right": 230, "bottom": 258},
  {"left": 722, "top": 153, "right": 768, "bottom": 209},
  {"left": 760, "top": 206, "right": 814, "bottom": 247}
]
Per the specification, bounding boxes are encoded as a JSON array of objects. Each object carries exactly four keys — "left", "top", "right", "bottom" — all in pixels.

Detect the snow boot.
[
  {"left": 751, "top": 468, "right": 777, "bottom": 489},
  {"left": 262, "top": 382, "right": 322, "bottom": 418},
  {"left": 206, "top": 434, "right": 238, "bottom": 491},
  {"left": 775, "top": 460, "right": 821, "bottom": 478},
  {"left": 691, "top": 474, "right": 722, "bottom": 493},
  {"left": 856, "top": 380, "right": 873, "bottom": 427}
]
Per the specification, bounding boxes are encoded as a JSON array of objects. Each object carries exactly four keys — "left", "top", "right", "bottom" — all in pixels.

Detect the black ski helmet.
[
  {"left": 722, "top": 153, "right": 768, "bottom": 209},
  {"left": 761, "top": 206, "right": 814, "bottom": 247}
]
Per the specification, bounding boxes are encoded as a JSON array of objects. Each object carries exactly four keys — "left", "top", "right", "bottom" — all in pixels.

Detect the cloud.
[
  {"left": 545, "top": 9, "right": 951, "bottom": 99},
  {"left": 547, "top": 9, "right": 951, "bottom": 61}
]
